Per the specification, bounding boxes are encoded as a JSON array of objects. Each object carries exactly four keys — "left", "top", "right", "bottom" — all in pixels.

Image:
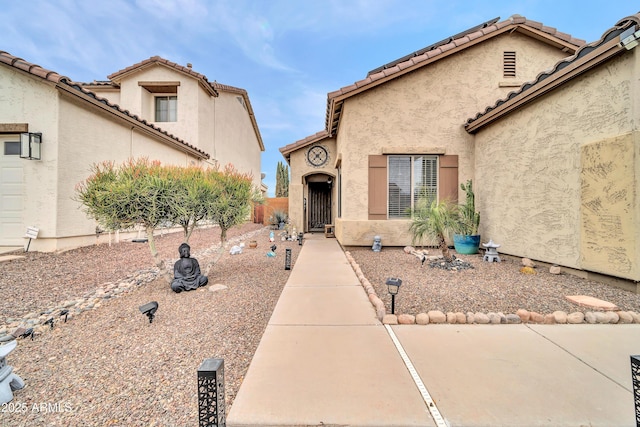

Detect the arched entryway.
[{"left": 305, "top": 174, "right": 333, "bottom": 232}]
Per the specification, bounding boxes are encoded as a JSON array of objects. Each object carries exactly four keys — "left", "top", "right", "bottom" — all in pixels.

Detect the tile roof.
[
  {"left": 108, "top": 55, "right": 218, "bottom": 96},
  {"left": 0, "top": 50, "right": 209, "bottom": 159},
  {"left": 324, "top": 15, "right": 586, "bottom": 136},
  {"left": 279, "top": 130, "right": 330, "bottom": 161},
  {"left": 465, "top": 12, "right": 640, "bottom": 132}
]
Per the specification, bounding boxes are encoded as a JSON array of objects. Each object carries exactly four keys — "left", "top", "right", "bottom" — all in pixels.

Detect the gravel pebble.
[{"left": 0, "top": 223, "right": 300, "bottom": 426}]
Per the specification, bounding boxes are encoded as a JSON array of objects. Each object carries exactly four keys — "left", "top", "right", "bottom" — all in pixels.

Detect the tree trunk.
[
  {"left": 438, "top": 233, "right": 453, "bottom": 263},
  {"left": 146, "top": 227, "right": 172, "bottom": 284}
]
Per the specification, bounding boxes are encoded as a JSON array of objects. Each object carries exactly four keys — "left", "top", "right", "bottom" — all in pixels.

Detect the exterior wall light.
[
  {"left": 386, "top": 277, "right": 402, "bottom": 314},
  {"left": 20, "top": 132, "right": 42, "bottom": 160}
]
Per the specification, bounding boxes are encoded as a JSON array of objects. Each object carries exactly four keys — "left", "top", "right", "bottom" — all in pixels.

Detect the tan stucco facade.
[
  {"left": 474, "top": 51, "right": 639, "bottom": 281},
  {"left": 282, "top": 15, "right": 640, "bottom": 284},
  {"left": 0, "top": 54, "right": 263, "bottom": 251}
]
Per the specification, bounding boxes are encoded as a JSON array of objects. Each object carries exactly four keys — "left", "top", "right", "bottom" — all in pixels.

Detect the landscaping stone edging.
[{"left": 344, "top": 251, "right": 640, "bottom": 326}]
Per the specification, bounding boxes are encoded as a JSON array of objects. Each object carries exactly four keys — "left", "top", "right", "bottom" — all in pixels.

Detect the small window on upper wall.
[
  {"left": 155, "top": 96, "right": 177, "bottom": 122},
  {"left": 503, "top": 51, "right": 516, "bottom": 78},
  {"left": 4, "top": 141, "right": 20, "bottom": 156}
]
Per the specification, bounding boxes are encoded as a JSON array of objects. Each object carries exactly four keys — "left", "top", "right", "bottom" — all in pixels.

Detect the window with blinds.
[
  {"left": 388, "top": 155, "right": 437, "bottom": 218},
  {"left": 503, "top": 51, "right": 516, "bottom": 78},
  {"left": 155, "top": 96, "right": 177, "bottom": 122}
]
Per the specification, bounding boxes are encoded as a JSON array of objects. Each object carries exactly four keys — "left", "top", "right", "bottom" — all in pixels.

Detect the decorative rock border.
[
  {"left": 344, "top": 250, "right": 640, "bottom": 326},
  {"left": 0, "top": 228, "right": 266, "bottom": 342}
]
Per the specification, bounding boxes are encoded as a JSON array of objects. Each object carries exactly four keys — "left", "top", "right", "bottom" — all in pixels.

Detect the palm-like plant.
[{"left": 409, "top": 198, "right": 459, "bottom": 262}]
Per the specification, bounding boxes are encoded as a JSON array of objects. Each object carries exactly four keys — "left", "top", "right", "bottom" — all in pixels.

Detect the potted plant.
[
  {"left": 453, "top": 179, "right": 481, "bottom": 254},
  {"left": 409, "top": 198, "right": 459, "bottom": 263}
]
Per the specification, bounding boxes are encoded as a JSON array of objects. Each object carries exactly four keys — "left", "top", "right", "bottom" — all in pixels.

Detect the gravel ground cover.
[
  {"left": 0, "top": 223, "right": 300, "bottom": 427},
  {"left": 347, "top": 246, "right": 640, "bottom": 316}
]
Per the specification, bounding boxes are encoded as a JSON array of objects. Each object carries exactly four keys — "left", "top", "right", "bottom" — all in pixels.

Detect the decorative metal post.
[
  {"left": 631, "top": 355, "right": 640, "bottom": 426},
  {"left": 198, "top": 358, "right": 225, "bottom": 427},
  {"left": 285, "top": 248, "right": 292, "bottom": 270}
]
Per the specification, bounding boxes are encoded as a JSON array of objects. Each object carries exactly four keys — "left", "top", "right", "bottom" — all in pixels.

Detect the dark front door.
[{"left": 308, "top": 182, "right": 331, "bottom": 232}]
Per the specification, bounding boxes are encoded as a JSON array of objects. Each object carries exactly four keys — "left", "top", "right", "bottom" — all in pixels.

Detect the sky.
[{"left": 2, "top": 1, "right": 638, "bottom": 195}]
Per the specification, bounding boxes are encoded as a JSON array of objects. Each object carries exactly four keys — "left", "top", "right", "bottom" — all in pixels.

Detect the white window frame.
[
  {"left": 155, "top": 95, "right": 177, "bottom": 122},
  {"left": 388, "top": 155, "right": 438, "bottom": 218}
]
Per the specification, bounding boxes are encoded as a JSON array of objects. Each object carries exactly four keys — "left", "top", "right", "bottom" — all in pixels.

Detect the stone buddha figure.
[{"left": 171, "top": 243, "right": 208, "bottom": 293}]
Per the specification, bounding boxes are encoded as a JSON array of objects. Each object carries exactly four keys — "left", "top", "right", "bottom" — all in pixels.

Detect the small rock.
[
  {"left": 398, "top": 314, "right": 415, "bottom": 325},
  {"left": 605, "top": 311, "right": 619, "bottom": 324},
  {"left": 383, "top": 314, "right": 398, "bottom": 325},
  {"left": 466, "top": 312, "right": 475, "bottom": 324},
  {"left": 516, "top": 309, "right": 530, "bottom": 323},
  {"left": 474, "top": 312, "right": 490, "bottom": 324},
  {"left": 594, "top": 312, "right": 609, "bottom": 324},
  {"left": 543, "top": 314, "right": 556, "bottom": 324},
  {"left": 618, "top": 311, "right": 634, "bottom": 324},
  {"left": 209, "top": 284, "right": 228, "bottom": 292},
  {"left": 428, "top": 310, "right": 446, "bottom": 324},
  {"left": 416, "top": 313, "right": 429, "bottom": 325},
  {"left": 549, "top": 265, "right": 561, "bottom": 275},
  {"left": 567, "top": 312, "right": 585, "bottom": 324},
  {"left": 403, "top": 246, "right": 415, "bottom": 254},
  {"left": 487, "top": 312, "right": 501, "bottom": 324},
  {"left": 455, "top": 312, "right": 466, "bottom": 324},
  {"left": 630, "top": 312, "right": 640, "bottom": 323},
  {"left": 529, "top": 311, "right": 544, "bottom": 323},
  {"left": 506, "top": 314, "right": 521, "bottom": 324},
  {"left": 446, "top": 312, "right": 457, "bottom": 324},
  {"left": 522, "top": 258, "right": 536, "bottom": 268},
  {"left": 585, "top": 312, "right": 597, "bottom": 324},
  {"left": 553, "top": 311, "right": 567, "bottom": 324}
]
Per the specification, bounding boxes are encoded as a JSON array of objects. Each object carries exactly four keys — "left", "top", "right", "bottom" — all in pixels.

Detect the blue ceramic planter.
[{"left": 453, "top": 234, "right": 481, "bottom": 254}]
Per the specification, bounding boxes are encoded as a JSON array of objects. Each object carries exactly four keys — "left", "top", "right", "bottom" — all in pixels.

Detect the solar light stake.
[
  {"left": 631, "top": 355, "right": 640, "bottom": 425},
  {"left": 139, "top": 301, "right": 158, "bottom": 323},
  {"left": 385, "top": 278, "right": 402, "bottom": 315},
  {"left": 285, "top": 248, "right": 292, "bottom": 270}
]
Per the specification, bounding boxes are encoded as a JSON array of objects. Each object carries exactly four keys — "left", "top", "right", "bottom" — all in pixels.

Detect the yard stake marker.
[{"left": 385, "top": 324, "right": 448, "bottom": 427}]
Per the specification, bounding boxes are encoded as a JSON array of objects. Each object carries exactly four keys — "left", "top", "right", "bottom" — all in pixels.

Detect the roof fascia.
[
  {"left": 465, "top": 36, "right": 626, "bottom": 133},
  {"left": 112, "top": 62, "right": 218, "bottom": 97}
]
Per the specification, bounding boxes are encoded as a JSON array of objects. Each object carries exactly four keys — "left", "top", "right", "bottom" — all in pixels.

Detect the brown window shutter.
[
  {"left": 439, "top": 155, "right": 458, "bottom": 204},
  {"left": 368, "top": 155, "right": 387, "bottom": 220}
]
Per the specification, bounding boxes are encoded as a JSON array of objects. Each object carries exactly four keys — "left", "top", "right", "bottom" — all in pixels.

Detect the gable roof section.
[
  {"left": 212, "top": 82, "right": 265, "bottom": 151},
  {"left": 0, "top": 50, "right": 209, "bottom": 159},
  {"left": 279, "top": 130, "right": 330, "bottom": 162},
  {"left": 325, "top": 15, "right": 585, "bottom": 136},
  {"left": 106, "top": 56, "right": 264, "bottom": 152},
  {"left": 108, "top": 56, "right": 219, "bottom": 97},
  {"left": 465, "top": 13, "right": 640, "bottom": 133}
]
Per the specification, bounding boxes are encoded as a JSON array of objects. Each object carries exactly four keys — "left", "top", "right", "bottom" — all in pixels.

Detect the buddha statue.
[{"left": 171, "top": 243, "right": 208, "bottom": 293}]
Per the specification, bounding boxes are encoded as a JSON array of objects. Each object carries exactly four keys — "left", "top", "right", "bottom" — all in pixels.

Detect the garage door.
[{"left": 0, "top": 136, "right": 24, "bottom": 246}]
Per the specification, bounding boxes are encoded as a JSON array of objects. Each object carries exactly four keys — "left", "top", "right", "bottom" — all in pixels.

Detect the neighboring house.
[
  {"left": 0, "top": 53, "right": 264, "bottom": 252},
  {"left": 281, "top": 13, "right": 640, "bottom": 285}
]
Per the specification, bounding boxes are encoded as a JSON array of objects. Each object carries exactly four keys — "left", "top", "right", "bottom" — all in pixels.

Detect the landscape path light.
[{"left": 385, "top": 277, "right": 402, "bottom": 315}]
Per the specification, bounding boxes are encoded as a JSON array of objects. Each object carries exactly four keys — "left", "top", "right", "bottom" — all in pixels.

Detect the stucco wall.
[
  {"left": 474, "top": 52, "right": 638, "bottom": 280},
  {"left": 332, "top": 32, "right": 570, "bottom": 246},
  {"left": 211, "top": 91, "right": 262, "bottom": 189},
  {"left": 288, "top": 138, "right": 336, "bottom": 233}
]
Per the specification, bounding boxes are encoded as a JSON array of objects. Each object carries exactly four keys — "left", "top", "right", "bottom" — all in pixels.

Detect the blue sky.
[{"left": 2, "top": 1, "right": 638, "bottom": 195}]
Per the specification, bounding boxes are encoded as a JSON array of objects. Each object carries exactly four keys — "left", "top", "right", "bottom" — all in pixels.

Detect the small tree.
[
  {"left": 166, "top": 166, "right": 213, "bottom": 243},
  {"left": 207, "top": 164, "right": 255, "bottom": 243},
  {"left": 275, "top": 161, "right": 289, "bottom": 197},
  {"left": 75, "top": 158, "right": 175, "bottom": 278},
  {"left": 409, "top": 198, "right": 459, "bottom": 263}
]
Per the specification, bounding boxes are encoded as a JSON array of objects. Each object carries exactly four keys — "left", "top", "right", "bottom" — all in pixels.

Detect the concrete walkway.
[{"left": 227, "top": 235, "right": 640, "bottom": 427}]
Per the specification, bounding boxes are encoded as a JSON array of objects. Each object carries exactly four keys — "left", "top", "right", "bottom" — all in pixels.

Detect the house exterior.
[
  {"left": 466, "top": 14, "right": 640, "bottom": 284},
  {"left": 281, "top": 13, "right": 640, "bottom": 285},
  {"left": 0, "top": 53, "right": 264, "bottom": 252}
]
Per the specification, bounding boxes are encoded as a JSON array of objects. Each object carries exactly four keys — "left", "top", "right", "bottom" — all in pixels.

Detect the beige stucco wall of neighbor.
[
  {"left": 0, "top": 68, "right": 60, "bottom": 246},
  {"left": 211, "top": 91, "right": 263, "bottom": 189},
  {"left": 332, "top": 32, "right": 571, "bottom": 246},
  {"left": 288, "top": 138, "right": 337, "bottom": 233},
  {"left": 474, "top": 52, "right": 639, "bottom": 281}
]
